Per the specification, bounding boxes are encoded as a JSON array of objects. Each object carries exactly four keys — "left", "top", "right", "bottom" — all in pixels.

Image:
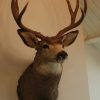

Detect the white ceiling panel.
[{"left": 81, "top": 0, "right": 100, "bottom": 49}]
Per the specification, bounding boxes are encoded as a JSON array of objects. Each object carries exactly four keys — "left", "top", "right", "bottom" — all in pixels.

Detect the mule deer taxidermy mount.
[{"left": 11, "top": 0, "right": 87, "bottom": 100}]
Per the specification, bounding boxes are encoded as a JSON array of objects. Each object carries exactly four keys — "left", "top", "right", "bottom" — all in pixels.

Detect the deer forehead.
[
  {"left": 51, "top": 44, "right": 64, "bottom": 52},
  {"left": 41, "top": 43, "right": 64, "bottom": 53},
  {"left": 39, "top": 41, "right": 64, "bottom": 51}
]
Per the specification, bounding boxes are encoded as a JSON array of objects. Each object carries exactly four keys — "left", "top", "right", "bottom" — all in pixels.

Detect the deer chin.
[
  {"left": 45, "top": 57, "right": 66, "bottom": 63},
  {"left": 56, "top": 58, "right": 65, "bottom": 63},
  {"left": 56, "top": 57, "right": 65, "bottom": 63}
]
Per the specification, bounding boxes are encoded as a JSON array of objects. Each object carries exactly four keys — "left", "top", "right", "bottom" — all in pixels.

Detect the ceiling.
[{"left": 82, "top": 0, "right": 100, "bottom": 50}]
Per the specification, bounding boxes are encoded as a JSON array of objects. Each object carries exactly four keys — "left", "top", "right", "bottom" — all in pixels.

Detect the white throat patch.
[{"left": 37, "top": 62, "right": 63, "bottom": 75}]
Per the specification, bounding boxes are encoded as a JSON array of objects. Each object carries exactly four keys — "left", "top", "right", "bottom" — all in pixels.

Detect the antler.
[
  {"left": 56, "top": 0, "right": 87, "bottom": 37},
  {"left": 11, "top": 0, "right": 45, "bottom": 39},
  {"left": 11, "top": 0, "right": 87, "bottom": 44}
]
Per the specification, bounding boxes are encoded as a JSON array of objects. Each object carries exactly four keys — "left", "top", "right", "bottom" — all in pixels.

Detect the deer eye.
[{"left": 43, "top": 44, "right": 49, "bottom": 49}]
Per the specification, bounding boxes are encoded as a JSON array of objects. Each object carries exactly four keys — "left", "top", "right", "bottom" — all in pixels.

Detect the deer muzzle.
[{"left": 56, "top": 51, "right": 68, "bottom": 63}]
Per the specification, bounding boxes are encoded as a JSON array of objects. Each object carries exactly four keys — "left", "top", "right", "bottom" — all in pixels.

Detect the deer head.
[{"left": 11, "top": 0, "right": 87, "bottom": 64}]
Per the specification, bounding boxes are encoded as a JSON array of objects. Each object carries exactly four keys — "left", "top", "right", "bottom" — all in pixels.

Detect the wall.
[
  {"left": 0, "top": 0, "right": 89, "bottom": 100},
  {"left": 86, "top": 44, "right": 100, "bottom": 100}
]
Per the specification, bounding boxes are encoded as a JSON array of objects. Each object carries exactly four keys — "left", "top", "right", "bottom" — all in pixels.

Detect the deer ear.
[
  {"left": 62, "top": 30, "right": 79, "bottom": 46},
  {"left": 18, "top": 29, "right": 38, "bottom": 48}
]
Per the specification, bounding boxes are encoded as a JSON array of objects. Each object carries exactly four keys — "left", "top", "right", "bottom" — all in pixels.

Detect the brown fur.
[{"left": 17, "top": 53, "right": 62, "bottom": 100}]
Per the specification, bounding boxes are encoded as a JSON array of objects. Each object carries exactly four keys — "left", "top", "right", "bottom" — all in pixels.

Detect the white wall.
[
  {"left": 0, "top": 0, "right": 89, "bottom": 100},
  {"left": 86, "top": 44, "right": 100, "bottom": 100}
]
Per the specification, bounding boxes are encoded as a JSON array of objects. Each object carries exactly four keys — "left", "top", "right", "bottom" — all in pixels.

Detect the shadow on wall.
[{"left": 0, "top": 1, "right": 35, "bottom": 100}]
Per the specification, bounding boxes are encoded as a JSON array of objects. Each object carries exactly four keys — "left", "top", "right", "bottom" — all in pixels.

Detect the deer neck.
[{"left": 33, "top": 53, "right": 63, "bottom": 76}]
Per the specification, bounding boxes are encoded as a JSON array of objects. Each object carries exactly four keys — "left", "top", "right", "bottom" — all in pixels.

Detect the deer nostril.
[{"left": 56, "top": 51, "right": 68, "bottom": 61}]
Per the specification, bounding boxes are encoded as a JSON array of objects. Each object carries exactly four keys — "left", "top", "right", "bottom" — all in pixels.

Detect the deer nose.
[{"left": 56, "top": 51, "right": 68, "bottom": 62}]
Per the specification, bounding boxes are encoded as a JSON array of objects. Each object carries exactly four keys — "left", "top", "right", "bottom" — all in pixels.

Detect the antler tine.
[
  {"left": 11, "top": 0, "right": 45, "bottom": 39},
  {"left": 84, "top": 0, "right": 87, "bottom": 14},
  {"left": 66, "top": 0, "right": 79, "bottom": 24},
  {"left": 56, "top": 0, "right": 87, "bottom": 37}
]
